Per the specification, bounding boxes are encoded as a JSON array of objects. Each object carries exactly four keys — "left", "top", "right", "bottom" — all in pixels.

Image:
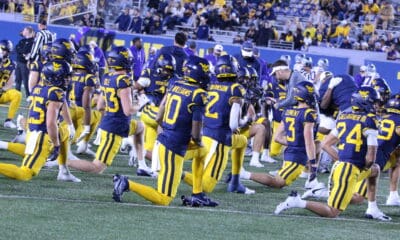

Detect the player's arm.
[
  {"left": 230, "top": 98, "right": 243, "bottom": 132},
  {"left": 321, "top": 128, "right": 339, "bottom": 161},
  {"left": 96, "top": 91, "right": 105, "bottom": 111},
  {"left": 82, "top": 86, "right": 94, "bottom": 126},
  {"left": 304, "top": 122, "right": 316, "bottom": 161},
  {"left": 191, "top": 105, "right": 203, "bottom": 146},
  {"left": 120, "top": 87, "right": 139, "bottom": 116},
  {"left": 61, "top": 100, "right": 75, "bottom": 140},
  {"left": 28, "top": 70, "right": 39, "bottom": 93},
  {"left": 47, "top": 101, "right": 62, "bottom": 147},
  {"left": 156, "top": 94, "right": 167, "bottom": 125},
  {"left": 274, "top": 121, "right": 288, "bottom": 145},
  {"left": 364, "top": 128, "right": 378, "bottom": 169}
]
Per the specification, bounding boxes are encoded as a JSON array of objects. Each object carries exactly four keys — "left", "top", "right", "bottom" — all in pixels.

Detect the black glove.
[{"left": 47, "top": 146, "right": 60, "bottom": 162}]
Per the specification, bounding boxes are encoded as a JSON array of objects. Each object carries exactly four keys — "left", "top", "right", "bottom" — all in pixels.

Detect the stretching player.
[
  {"left": 112, "top": 56, "right": 217, "bottom": 206},
  {"left": 68, "top": 46, "right": 142, "bottom": 174},
  {"left": 0, "top": 39, "right": 22, "bottom": 128},
  {"left": 275, "top": 87, "right": 391, "bottom": 221},
  {"left": 0, "top": 60, "right": 79, "bottom": 182},
  {"left": 242, "top": 81, "right": 321, "bottom": 189}
]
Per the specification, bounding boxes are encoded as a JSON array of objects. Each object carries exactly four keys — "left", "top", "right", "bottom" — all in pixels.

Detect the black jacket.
[{"left": 15, "top": 37, "right": 34, "bottom": 63}]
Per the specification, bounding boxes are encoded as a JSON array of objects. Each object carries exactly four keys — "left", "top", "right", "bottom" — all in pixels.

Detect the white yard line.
[{"left": 0, "top": 193, "right": 398, "bottom": 225}]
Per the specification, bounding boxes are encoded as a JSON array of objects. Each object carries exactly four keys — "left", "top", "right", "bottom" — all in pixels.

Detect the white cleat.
[
  {"left": 260, "top": 156, "right": 277, "bottom": 163},
  {"left": 249, "top": 161, "right": 264, "bottom": 168},
  {"left": 12, "top": 130, "right": 26, "bottom": 143},
  {"left": 76, "top": 141, "right": 87, "bottom": 154},
  {"left": 304, "top": 178, "right": 321, "bottom": 190},
  {"left": 386, "top": 196, "right": 400, "bottom": 206},
  {"left": 274, "top": 191, "right": 303, "bottom": 215},
  {"left": 84, "top": 147, "right": 96, "bottom": 157},
  {"left": 93, "top": 129, "right": 102, "bottom": 146},
  {"left": 269, "top": 170, "right": 279, "bottom": 176},
  {"left": 68, "top": 149, "right": 80, "bottom": 161},
  {"left": 299, "top": 171, "right": 309, "bottom": 179},
  {"left": 244, "top": 187, "right": 256, "bottom": 195},
  {"left": 365, "top": 208, "right": 391, "bottom": 221},
  {"left": 4, "top": 120, "right": 17, "bottom": 129},
  {"left": 301, "top": 184, "right": 328, "bottom": 199},
  {"left": 57, "top": 171, "right": 81, "bottom": 183},
  {"left": 44, "top": 160, "right": 59, "bottom": 168}
]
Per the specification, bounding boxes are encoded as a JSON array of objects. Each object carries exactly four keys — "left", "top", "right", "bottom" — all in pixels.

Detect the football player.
[
  {"left": 293, "top": 54, "right": 305, "bottom": 72},
  {"left": 242, "top": 81, "right": 320, "bottom": 189},
  {"left": 137, "top": 54, "right": 176, "bottom": 175},
  {"left": 0, "top": 59, "right": 80, "bottom": 182},
  {"left": 0, "top": 39, "right": 22, "bottom": 128},
  {"left": 68, "top": 46, "right": 142, "bottom": 174},
  {"left": 69, "top": 50, "right": 101, "bottom": 156},
  {"left": 275, "top": 87, "right": 391, "bottom": 221},
  {"left": 112, "top": 56, "right": 215, "bottom": 206},
  {"left": 183, "top": 55, "right": 253, "bottom": 194}
]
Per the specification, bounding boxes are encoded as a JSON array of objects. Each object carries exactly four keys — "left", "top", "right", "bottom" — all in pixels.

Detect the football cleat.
[
  {"left": 304, "top": 178, "right": 322, "bottom": 190},
  {"left": 365, "top": 208, "right": 392, "bottom": 221},
  {"left": 269, "top": 170, "right": 279, "bottom": 176},
  {"left": 299, "top": 171, "right": 309, "bottom": 179},
  {"left": 301, "top": 184, "right": 328, "bottom": 199},
  {"left": 386, "top": 195, "right": 400, "bottom": 206},
  {"left": 260, "top": 155, "right": 277, "bottom": 163},
  {"left": 112, "top": 174, "right": 129, "bottom": 202},
  {"left": 249, "top": 160, "right": 264, "bottom": 168},
  {"left": 274, "top": 191, "right": 303, "bottom": 215},
  {"left": 227, "top": 183, "right": 255, "bottom": 194},
  {"left": 57, "top": 171, "right": 81, "bottom": 183},
  {"left": 136, "top": 168, "right": 157, "bottom": 178},
  {"left": 190, "top": 193, "right": 219, "bottom": 207},
  {"left": 44, "top": 159, "right": 59, "bottom": 168},
  {"left": 11, "top": 130, "right": 26, "bottom": 143},
  {"left": 4, "top": 120, "right": 17, "bottom": 129}
]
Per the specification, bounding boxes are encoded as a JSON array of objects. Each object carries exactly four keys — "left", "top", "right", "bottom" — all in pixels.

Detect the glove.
[
  {"left": 47, "top": 145, "right": 60, "bottom": 162},
  {"left": 68, "top": 124, "right": 75, "bottom": 141},
  {"left": 76, "top": 125, "right": 90, "bottom": 143},
  {"left": 328, "top": 77, "right": 343, "bottom": 89},
  {"left": 137, "top": 94, "right": 150, "bottom": 111}
]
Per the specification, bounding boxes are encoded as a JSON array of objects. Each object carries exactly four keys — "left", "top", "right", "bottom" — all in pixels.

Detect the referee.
[{"left": 29, "top": 19, "right": 54, "bottom": 63}]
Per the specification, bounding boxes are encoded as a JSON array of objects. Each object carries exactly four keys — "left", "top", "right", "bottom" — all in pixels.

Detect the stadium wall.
[{"left": 1, "top": 20, "right": 398, "bottom": 91}]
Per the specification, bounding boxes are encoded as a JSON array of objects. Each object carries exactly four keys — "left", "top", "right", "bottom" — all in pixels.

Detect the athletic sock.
[
  {"left": 240, "top": 167, "right": 251, "bottom": 180},
  {"left": 0, "top": 140, "right": 8, "bottom": 149},
  {"left": 250, "top": 152, "right": 260, "bottom": 163}
]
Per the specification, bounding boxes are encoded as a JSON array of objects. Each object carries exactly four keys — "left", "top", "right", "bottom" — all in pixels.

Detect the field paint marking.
[{"left": 0, "top": 193, "right": 398, "bottom": 225}]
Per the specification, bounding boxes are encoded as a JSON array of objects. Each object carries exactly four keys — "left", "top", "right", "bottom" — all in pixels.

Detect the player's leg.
[
  {"left": 114, "top": 143, "right": 184, "bottom": 205},
  {"left": 57, "top": 124, "right": 81, "bottom": 182},
  {"left": 132, "top": 120, "right": 153, "bottom": 176},
  {"left": 228, "top": 134, "right": 254, "bottom": 194},
  {"left": 387, "top": 150, "right": 400, "bottom": 205},
  {"left": 68, "top": 130, "right": 121, "bottom": 173},
  {"left": 248, "top": 123, "right": 266, "bottom": 167},
  {"left": 0, "top": 141, "right": 25, "bottom": 157},
  {"left": 269, "top": 120, "right": 283, "bottom": 157},
  {"left": 1, "top": 89, "right": 22, "bottom": 127},
  {"left": 260, "top": 118, "right": 276, "bottom": 163},
  {"left": 0, "top": 132, "right": 49, "bottom": 181},
  {"left": 140, "top": 105, "right": 159, "bottom": 160}
]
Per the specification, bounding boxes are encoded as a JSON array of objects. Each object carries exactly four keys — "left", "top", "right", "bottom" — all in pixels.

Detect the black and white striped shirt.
[{"left": 29, "top": 29, "right": 54, "bottom": 62}]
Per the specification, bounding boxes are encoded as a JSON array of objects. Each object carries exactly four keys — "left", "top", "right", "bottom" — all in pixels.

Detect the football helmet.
[
  {"left": 51, "top": 38, "right": 76, "bottom": 63},
  {"left": 73, "top": 50, "right": 96, "bottom": 73},
  {"left": 237, "top": 66, "right": 250, "bottom": 86},
  {"left": 184, "top": 55, "right": 211, "bottom": 90},
  {"left": 241, "top": 41, "right": 254, "bottom": 58},
  {"left": 215, "top": 55, "right": 238, "bottom": 80},
  {"left": 371, "top": 78, "right": 391, "bottom": 104},
  {"left": 302, "top": 57, "right": 313, "bottom": 68},
  {"left": 41, "top": 43, "right": 52, "bottom": 62},
  {"left": 319, "top": 71, "right": 333, "bottom": 83},
  {"left": 317, "top": 58, "right": 329, "bottom": 70},
  {"left": 294, "top": 81, "right": 317, "bottom": 106},
  {"left": 295, "top": 53, "right": 305, "bottom": 63},
  {"left": 247, "top": 67, "right": 258, "bottom": 87},
  {"left": 0, "top": 39, "right": 12, "bottom": 59},
  {"left": 351, "top": 86, "right": 380, "bottom": 113},
  {"left": 42, "top": 60, "right": 72, "bottom": 90},
  {"left": 385, "top": 97, "right": 400, "bottom": 112},
  {"left": 155, "top": 53, "right": 176, "bottom": 78},
  {"left": 107, "top": 46, "right": 133, "bottom": 71},
  {"left": 280, "top": 55, "right": 291, "bottom": 66},
  {"left": 78, "top": 44, "right": 94, "bottom": 55}
]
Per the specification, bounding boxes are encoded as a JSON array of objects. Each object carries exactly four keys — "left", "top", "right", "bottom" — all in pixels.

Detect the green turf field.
[{"left": 0, "top": 102, "right": 399, "bottom": 240}]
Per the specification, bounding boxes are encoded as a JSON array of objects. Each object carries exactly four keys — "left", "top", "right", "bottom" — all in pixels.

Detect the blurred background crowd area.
[{"left": 1, "top": 0, "right": 400, "bottom": 59}]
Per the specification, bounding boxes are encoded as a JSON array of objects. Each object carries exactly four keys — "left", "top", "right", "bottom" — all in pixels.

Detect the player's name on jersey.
[
  {"left": 338, "top": 113, "right": 368, "bottom": 122},
  {"left": 209, "top": 84, "right": 229, "bottom": 92},
  {"left": 285, "top": 109, "right": 300, "bottom": 117},
  {"left": 171, "top": 85, "right": 193, "bottom": 96}
]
